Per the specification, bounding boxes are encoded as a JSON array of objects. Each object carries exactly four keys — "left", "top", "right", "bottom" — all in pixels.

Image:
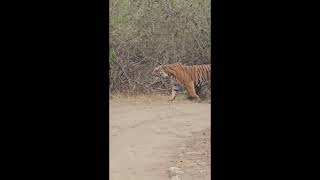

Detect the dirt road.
[{"left": 110, "top": 95, "right": 211, "bottom": 180}]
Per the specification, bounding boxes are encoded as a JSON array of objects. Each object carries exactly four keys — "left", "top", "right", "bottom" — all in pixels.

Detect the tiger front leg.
[
  {"left": 169, "top": 86, "right": 178, "bottom": 101},
  {"left": 185, "top": 82, "right": 201, "bottom": 102}
]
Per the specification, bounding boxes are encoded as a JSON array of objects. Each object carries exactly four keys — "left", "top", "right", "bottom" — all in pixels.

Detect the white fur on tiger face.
[{"left": 152, "top": 65, "right": 169, "bottom": 78}]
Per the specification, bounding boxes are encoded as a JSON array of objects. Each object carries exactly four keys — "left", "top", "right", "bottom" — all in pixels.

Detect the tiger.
[{"left": 151, "top": 63, "right": 211, "bottom": 102}]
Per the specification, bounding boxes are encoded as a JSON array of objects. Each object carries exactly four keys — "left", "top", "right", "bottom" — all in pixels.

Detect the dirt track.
[{"left": 110, "top": 95, "right": 211, "bottom": 180}]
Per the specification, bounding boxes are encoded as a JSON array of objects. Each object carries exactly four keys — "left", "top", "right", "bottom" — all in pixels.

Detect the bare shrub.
[{"left": 110, "top": 0, "right": 211, "bottom": 96}]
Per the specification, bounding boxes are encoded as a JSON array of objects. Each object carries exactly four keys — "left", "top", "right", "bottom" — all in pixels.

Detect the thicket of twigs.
[{"left": 110, "top": 0, "right": 211, "bottom": 95}]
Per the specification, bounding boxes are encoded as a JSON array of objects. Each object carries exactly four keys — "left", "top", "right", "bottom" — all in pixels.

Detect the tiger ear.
[{"left": 158, "top": 62, "right": 162, "bottom": 65}]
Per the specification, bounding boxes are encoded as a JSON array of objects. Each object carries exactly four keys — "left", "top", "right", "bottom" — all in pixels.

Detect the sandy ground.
[{"left": 110, "top": 94, "right": 211, "bottom": 180}]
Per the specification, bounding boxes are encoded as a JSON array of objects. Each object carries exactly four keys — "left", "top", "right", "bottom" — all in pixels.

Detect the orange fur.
[{"left": 152, "top": 63, "right": 211, "bottom": 102}]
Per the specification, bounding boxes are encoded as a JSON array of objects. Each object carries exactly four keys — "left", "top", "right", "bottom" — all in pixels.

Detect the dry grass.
[
  {"left": 110, "top": 0, "right": 211, "bottom": 94},
  {"left": 110, "top": 93, "right": 187, "bottom": 103},
  {"left": 110, "top": 93, "right": 210, "bottom": 105}
]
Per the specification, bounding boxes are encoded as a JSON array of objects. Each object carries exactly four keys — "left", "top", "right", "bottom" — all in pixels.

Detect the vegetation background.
[{"left": 109, "top": 0, "right": 211, "bottom": 96}]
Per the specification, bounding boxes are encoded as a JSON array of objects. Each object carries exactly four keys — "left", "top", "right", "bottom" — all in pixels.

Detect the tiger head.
[{"left": 151, "top": 65, "right": 169, "bottom": 78}]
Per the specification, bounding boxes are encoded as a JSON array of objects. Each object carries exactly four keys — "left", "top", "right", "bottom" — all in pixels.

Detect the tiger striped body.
[{"left": 152, "top": 63, "right": 211, "bottom": 102}]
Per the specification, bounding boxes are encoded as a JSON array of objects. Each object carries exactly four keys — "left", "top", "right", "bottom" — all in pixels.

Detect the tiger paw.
[{"left": 193, "top": 97, "right": 201, "bottom": 103}]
